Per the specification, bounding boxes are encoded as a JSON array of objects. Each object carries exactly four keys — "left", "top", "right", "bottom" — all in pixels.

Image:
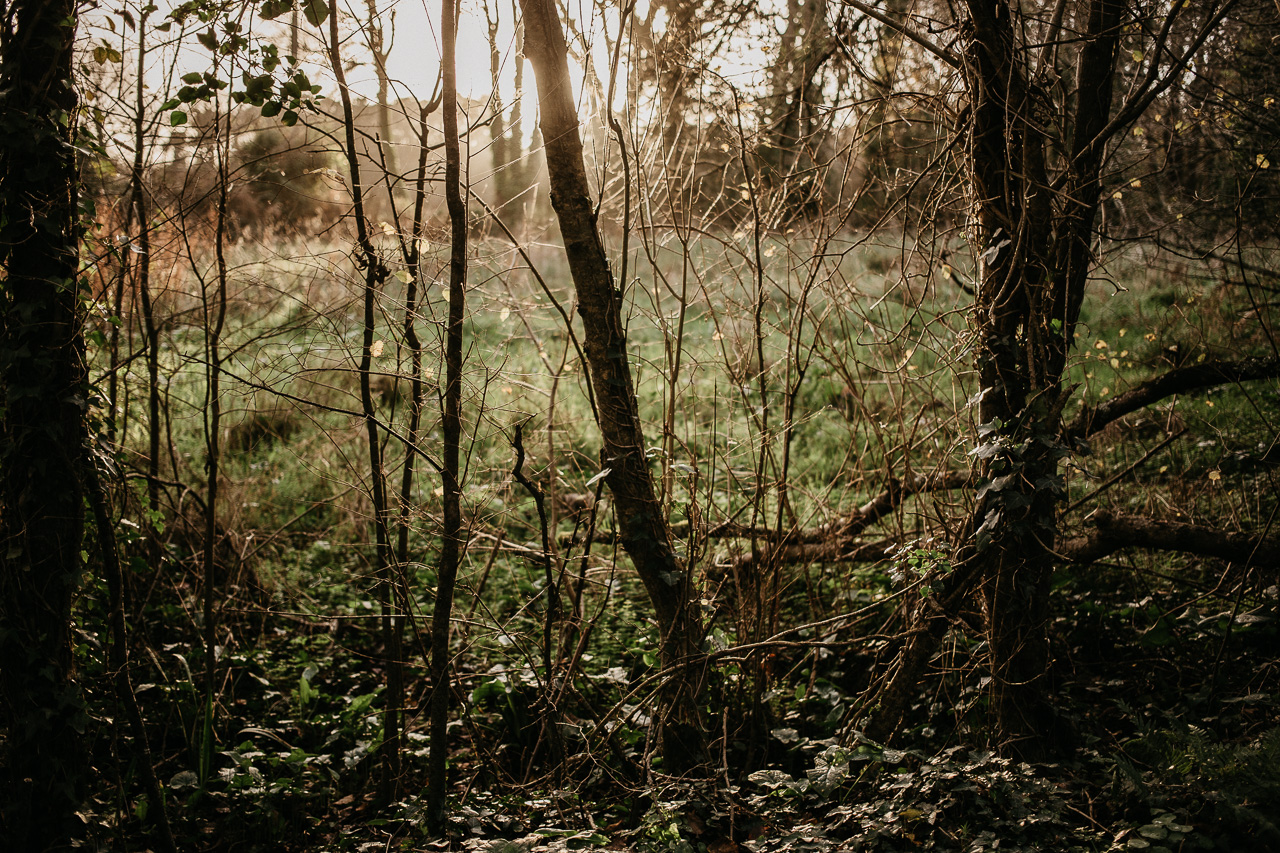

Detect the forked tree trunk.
[
  {"left": 517, "top": 0, "right": 708, "bottom": 765},
  {"left": 961, "top": 0, "right": 1122, "bottom": 760},
  {"left": 966, "top": 0, "right": 1124, "bottom": 758},
  {"left": 865, "top": 0, "right": 1126, "bottom": 761}
]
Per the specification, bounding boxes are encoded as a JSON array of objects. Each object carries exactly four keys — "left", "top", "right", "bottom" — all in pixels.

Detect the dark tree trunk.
[
  {"left": 428, "top": 0, "right": 468, "bottom": 832},
  {"left": 325, "top": 0, "right": 403, "bottom": 802},
  {"left": 518, "top": 0, "right": 708, "bottom": 765},
  {"left": 960, "top": 0, "right": 1122, "bottom": 760},
  {"left": 0, "top": 1, "right": 88, "bottom": 847},
  {"left": 866, "top": 0, "right": 1127, "bottom": 761}
]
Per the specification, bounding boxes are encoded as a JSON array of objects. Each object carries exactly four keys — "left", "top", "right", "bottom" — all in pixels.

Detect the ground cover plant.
[{"left": 1, "top": 0, "right": 1278, "bottom": 851}]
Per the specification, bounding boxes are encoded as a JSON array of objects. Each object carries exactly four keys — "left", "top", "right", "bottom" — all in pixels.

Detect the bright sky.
[
  {"left": 80, "top": 0, "right": 775, "bottom": 143},
  {"left": 347, "top": 0, "right": 501, "bottom": 102}
]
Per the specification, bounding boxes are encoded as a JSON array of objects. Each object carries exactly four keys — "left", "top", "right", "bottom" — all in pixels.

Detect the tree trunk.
[
  {"left": 0, "top": 2, "right": 88, "bottom": 846},
  {"left": 428, "top": 0, "right": 468, "bottom": 832},
  {"left": 960, "top": 0, "right": 1121, "bottom": 760},
  {"left": 325, "top": 0, "right": 403, "bottom": 802},
  {"left": 517, "top": 0, "right": 708, "bottom": 766}
]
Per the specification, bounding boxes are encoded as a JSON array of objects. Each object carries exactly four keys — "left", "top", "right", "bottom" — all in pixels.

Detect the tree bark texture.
[
  {"left": 517, "top": 0, "right": 708, "bottom": 762},
  {"left": 1059, "top": 511, "right": 1280, "bottom": 569},
  {"left": 959, "top": 0, "right": 1121, "bottom": 760},
  {"left": 0, "top": 1, "right": 88, "bottom": 846}
]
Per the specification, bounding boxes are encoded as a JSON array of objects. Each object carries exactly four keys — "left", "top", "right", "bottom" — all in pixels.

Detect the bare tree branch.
[
  {"left": 1066, "top": 356, "right": 1280, "bottom": 440},
  {"left": 1059, "top": 511, "right": 1280, "bottom": 569},
  {"left": 839, "top": 0, "right": 961, "bottom": 69}
]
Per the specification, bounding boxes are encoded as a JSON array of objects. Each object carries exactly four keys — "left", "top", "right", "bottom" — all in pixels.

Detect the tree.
[
  {"left": 428, "top": 0, "right": 468, "bottom": 830},
  {"left": 518, "top": 0, "right": 710, "bottom": 763},
  {"left": 854, "top": 0, "right": 1275, "bottom": 760},
  {"left": 762, "top": 0, "right": 835, "bottom": 212},
  {"left": 0, "top": 0, "right": 89, "bottom": 847},
  {"left": 320, "top": 0, "right": 406, "bottom": 803}
]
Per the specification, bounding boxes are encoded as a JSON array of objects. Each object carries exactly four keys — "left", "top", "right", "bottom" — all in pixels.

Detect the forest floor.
[{"left": 76, "top": 233, "right": 1280, "bottom": 852}]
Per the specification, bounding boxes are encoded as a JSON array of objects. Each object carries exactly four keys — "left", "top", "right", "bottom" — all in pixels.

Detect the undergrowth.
[{"left": 75, "top": 229, "right": 1280, "bottom": 851}]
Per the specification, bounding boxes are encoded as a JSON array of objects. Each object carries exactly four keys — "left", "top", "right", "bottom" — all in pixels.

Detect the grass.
[
  {"left": 97, "top": 218, "right": 1278, "bottom": 600},
  {"left": 82, "top": 217, "right": 1280, "bottom": 850},
  {"left": 95, "top": 216, "right": 1278, "bottom": 590}
]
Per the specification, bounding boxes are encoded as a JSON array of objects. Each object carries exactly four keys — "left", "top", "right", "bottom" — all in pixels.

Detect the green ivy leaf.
[
  {"left": 302, "top": 0, "right": 328, "bottom": 27},
  {"left": 92, "top": 45, "right": 123, "bottom": 65},
  {"left": 259, "top": 0, "right": 294, "bottom": 20},
  {"left": 169, "top": 770, "right": 199, "bottom": 790},
  {"left": 169, "top": 110, "right": 188, "bottom": 126}
]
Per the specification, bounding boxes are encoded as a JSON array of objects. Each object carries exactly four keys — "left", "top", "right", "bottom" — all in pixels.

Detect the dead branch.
[
  {"left": 720, "top": 538, "right": 895, "bottom": 574},
  {"left": 1058, "top": 510, "right": 1280, "bottom": 570},
  {"left": 1067, "top": 357, "right": 1280, "bottom": 440}
]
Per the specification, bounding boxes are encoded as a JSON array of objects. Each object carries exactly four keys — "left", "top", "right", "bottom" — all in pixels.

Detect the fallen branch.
[
  {"left": 1059, "top": 510, "right": 1280, "bottom": 569},
  {"left": 703, "top": 470, "right": 972, "bottom": 545},
  {"left": 1067, "top": 356, "right": 1280, "bottom": 440},
  {"left": 719, "top": 538, "right": 895, "bottom": 574}
]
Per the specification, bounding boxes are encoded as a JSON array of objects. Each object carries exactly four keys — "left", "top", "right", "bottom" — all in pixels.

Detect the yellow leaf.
[{"left": 370, "top": 340, "right": 384, "bottom": 358}]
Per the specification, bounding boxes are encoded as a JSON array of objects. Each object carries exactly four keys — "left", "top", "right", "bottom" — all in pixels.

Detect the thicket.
[{"left": 2, "top": 0, "right": 1278, "bottom": 851}]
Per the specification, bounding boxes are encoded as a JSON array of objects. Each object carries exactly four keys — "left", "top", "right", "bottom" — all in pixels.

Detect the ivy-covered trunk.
[
  {"left": 961, "top": 0, "right": 1121, "bottom": 760},
  {"left": 0, "top": 1, "right": 88, "bottom": 845}
]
